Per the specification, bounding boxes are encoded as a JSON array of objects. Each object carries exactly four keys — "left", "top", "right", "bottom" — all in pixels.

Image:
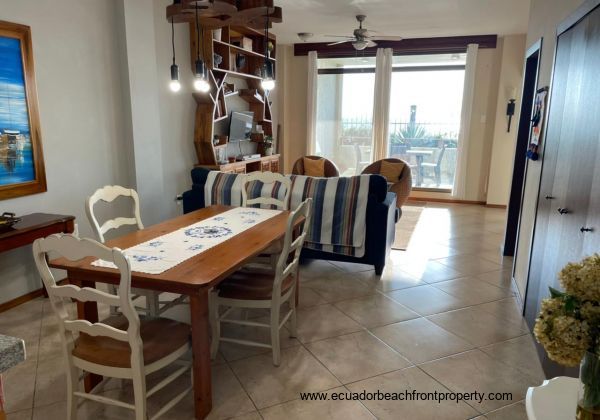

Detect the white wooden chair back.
[
  {"left": 241, "top": 171, "right": 292, "bottom": 210},
  {"left": 32, "top": 234, "right": 144, "bottom": 373},
  {"left": 273, "top": 199, "right": 312, "bottom": 294},
  {"left": 86, "top": 185, "right": 144, "bottom": 243}
]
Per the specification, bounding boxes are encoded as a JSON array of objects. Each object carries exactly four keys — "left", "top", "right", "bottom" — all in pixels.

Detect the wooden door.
[{"left": 525, "top": 3, "right": 600, "bottom": 377}]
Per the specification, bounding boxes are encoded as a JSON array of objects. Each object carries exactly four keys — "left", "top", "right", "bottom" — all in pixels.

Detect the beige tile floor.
[{"left": 1, "top": 203, "right": 545, "bottom": 419}]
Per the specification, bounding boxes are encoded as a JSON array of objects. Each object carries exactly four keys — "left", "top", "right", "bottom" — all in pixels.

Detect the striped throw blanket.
[
  {"left": 204, "top": 171, "right": 287, "bottom": 209},
  {"left": 289, "top": 175, "right": 370, "bottom": 257},
  {"left": 204, "top": 171, "right": 370, "bottom": 257}
]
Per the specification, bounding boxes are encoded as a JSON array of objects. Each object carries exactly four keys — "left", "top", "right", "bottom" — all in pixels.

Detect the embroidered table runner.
[{"left": 92, "top": 207, "right": 282, "bottom": 274}]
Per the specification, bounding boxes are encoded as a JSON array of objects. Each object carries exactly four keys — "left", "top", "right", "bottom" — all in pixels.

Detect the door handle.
[
  {"left": 581, "top": 227, "right": 594, "bottom": 233},
  {"left": 557, "top": 208, "right": 570, "bottom": 215},
  {"left": 545, "top": 195, "right": 555, "bottom": 200}
]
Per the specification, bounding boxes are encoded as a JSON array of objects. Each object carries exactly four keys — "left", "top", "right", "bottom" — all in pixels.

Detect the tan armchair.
[
  {"left": 291, "top": 156, "right": 340, "bottom": 177},
  {"left": 362, "top": 158, "right": 412, "bottom": 208}
]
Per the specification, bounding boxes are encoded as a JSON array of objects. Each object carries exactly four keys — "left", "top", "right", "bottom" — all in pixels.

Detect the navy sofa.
[{"left": 182, "top": 168, "right": 398, "bottom": 274}]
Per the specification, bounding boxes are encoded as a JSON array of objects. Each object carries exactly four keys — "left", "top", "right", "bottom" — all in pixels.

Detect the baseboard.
[
  {"left": 485, "top": 204, "right": 508, "bottom": 209},
  {"left": 407, "top": 197, "right": 487, "bottom": 205},
  {"left": 0, "top": 279, "right": 70, "bottom": 313},
  {"left": 0, "top": 288, "right": 45, "bottom": 313}
]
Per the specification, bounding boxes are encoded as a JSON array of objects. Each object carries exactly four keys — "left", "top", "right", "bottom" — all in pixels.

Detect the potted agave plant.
[{"left": 534, "top": 254, "right": 600, "bottom": 420}]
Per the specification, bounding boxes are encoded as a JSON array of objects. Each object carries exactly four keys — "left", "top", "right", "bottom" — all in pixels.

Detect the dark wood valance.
[{"left": 293, "top": 34, "right": 497, "bottom": 58}]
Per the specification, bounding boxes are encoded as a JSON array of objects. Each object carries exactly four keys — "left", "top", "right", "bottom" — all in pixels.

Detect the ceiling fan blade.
[
  {"left": 367, "top": 40, "right": 378, "bottom": 48},
  {"left": 328, "top": 40, "right": 351, "bottom": 46},
  {"left": 370, "top": 36, "right": 403, "bottom": 41}
]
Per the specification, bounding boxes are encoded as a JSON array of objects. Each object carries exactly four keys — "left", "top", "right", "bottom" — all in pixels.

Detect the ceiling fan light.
[
  {"left": 297, "top": 32, "right": 314, "bottom": 42},
  {"left": 352, "top": 40, "right": 369, "bottom": 50}
]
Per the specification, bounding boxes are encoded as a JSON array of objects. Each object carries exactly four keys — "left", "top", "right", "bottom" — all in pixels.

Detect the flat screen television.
[{"left": 228, "top": 111, "right": 254, "bottom": 142}]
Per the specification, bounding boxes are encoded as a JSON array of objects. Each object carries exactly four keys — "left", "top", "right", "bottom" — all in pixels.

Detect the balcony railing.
[{"left": 319, "top": 119, "right": 459, "bottom": 189}]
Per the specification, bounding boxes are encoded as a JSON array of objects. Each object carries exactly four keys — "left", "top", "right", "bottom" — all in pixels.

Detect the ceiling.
[{"left": 270, "top": 0, "right": 531, "bottom": 45}]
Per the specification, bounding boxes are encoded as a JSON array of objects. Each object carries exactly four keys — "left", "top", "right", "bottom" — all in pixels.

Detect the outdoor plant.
[
  {"left": 534, "top": 254, "right": 600, "bottom": 419},
  {"left": 398, "top": 122, "right": 428, "bottom": 141}
]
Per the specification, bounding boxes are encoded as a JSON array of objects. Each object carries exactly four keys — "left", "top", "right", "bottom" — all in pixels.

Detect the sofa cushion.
[
  {"left": 303, "top": 157, "right": 325, "bottom": 177},
  {"left": 379, "top": 160, "right": 405, "bottom": 183}
]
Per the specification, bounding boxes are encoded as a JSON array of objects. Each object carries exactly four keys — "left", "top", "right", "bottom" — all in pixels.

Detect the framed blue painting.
[{"left": 0, "top": 20, "right": 46, "bottom": 200}]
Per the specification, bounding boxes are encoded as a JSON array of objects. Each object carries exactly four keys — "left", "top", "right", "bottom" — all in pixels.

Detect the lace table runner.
[{"left": 92, "top": 207, "right": 282, "bottom": 274}]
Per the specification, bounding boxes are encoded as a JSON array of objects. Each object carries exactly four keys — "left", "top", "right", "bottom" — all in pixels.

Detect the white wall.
[
  {"left": 0, "top": 0, "right": 215, "bottom": 305},
  {"left": 153, "top": 0, "right": 198, "bottom": 218},
  {"left": 277, "top": 45, "right": 309, "bottom": 172},
  {"left": 513, "top": 0, "right": 585, "bottom": 299},
  {"left": 0, "top": 0, "right": 129, "bottom": 302},
  {"left": 486, "top": 35, "right": 527, "bottom": 206}
]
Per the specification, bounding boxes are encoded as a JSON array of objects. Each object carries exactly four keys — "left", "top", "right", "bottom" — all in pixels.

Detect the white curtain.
[
  {"left": 371, "top": 48, "right": 393, "bottom": 162},
  {"left": 306, "top": 51, "right": 318, "bottom": 155},
  {"left": 452, "top": 44, "right": 479, "bottom": 199}
]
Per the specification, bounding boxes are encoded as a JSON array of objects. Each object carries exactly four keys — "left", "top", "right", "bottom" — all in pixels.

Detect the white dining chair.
[
  {"left": 241, "top": 171, "right": 291, "bottom": 210},
  {"left": 32, "top": 234, "right": 192, "bottom": 420},
  {"left": 209, "top": 198, "right": 312, "bottom": 366},
  {"left": 241, "top": 172, "right": 292, "bottom": 270},
  {"left": 86, "top": 185, "right": 185, "bottom": 317}
]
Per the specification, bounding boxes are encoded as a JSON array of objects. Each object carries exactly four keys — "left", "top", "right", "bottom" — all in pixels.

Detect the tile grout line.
[{"left": 31, "top": 299, "right": 45, "bottom": 419}]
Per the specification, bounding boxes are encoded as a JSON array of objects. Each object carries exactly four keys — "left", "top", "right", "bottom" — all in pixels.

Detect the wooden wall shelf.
[{"left": 189, "top": 22, "right": 277, "bottom": 170}]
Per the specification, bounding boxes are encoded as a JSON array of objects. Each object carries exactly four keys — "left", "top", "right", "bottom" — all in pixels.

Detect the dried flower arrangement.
[{"left": 534, "top": 254, "right": 600, "bottom": 419}]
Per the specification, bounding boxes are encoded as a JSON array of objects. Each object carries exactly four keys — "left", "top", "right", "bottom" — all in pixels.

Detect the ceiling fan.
[{"left": 324, "top": 15, "right": 403, "bottom": 50}]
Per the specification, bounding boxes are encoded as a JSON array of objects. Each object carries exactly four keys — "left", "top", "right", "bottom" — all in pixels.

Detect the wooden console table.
[
  {"left": 196, "top": 154, "right": 280, "bottom": 174},
  {"left": 0, "top": 213, "right": 75, "bottom": 311}
]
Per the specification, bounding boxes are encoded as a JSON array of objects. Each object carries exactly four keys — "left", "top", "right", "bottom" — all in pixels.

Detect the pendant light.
[
  {"left": 193, "top": 5, "right": 210, "bottom": 93},
  {"left": 260, "top": 12, "right": 275, "bottom": 91},
  {"left": 169, "top": 18, "right": 181, "bottom": 92}
]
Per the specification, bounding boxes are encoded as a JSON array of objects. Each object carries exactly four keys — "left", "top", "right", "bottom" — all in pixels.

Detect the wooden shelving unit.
[{"left": 189, "top": 23, "right": 279, "bottom": 172}]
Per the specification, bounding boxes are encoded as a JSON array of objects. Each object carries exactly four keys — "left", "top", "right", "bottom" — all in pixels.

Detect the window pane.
[
  {"left": 388, "top": 69, "right": 465, "bottom": 190},
  {"left": 316, "top": 60, "right": 375, "bottom": 176}
]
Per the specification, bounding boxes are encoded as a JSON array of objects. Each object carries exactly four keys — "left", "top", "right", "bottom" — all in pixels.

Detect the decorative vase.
[
  {"left": 577, "top": 352, "right": 600, "bottom": 420},
  {"left": 213, "top": 28, "right": 222, "bottom": 41},
  {"left": 213, "top": 53, "right": 223, "bottom": 68},
  {"left": 235, "top": 54, "right": 246, "bottom": 71},
  {"left": 264, "top": 147, "right": 273, "bottom": 156}
]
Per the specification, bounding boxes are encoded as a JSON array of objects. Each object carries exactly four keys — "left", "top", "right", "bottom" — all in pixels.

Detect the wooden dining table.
[{"left": 49, "top": 205, "right": 298, "bottom": 419}]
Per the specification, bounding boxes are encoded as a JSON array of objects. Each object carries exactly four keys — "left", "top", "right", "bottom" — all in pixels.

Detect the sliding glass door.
[
  {"left": 388, "top": 61, "right": 465, "bottom": 191},
  {"left": 315, "top": 57, "right": 375, "bottom": 176},
  {"left": 315, "top": 54, "right": 466, "bottom": 190}
]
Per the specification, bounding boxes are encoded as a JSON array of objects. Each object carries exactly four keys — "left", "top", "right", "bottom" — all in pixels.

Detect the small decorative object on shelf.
[
  {"left": 223, "top": 83, "right": 234, "bottom": 94},
  {"left": 533, "top": 254, "right": 600, "bottom": 420},
  {"left": 267, "top": 40, "right": 274, "bottom": 58},
  {"left": 213, "top": 53, "right": 223, "bottom": 68},
  {"left": 231, "top": 36, "right": 253, "bottom": 52},
  {"left": 264, "top": 135, "right": 274, "bottom": 156},
  {"left": 235, "top": 54, "right": 246, "bottom": 72},
  {"left": 0, "top": 212, "right": 21, "bottom": 230}
]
